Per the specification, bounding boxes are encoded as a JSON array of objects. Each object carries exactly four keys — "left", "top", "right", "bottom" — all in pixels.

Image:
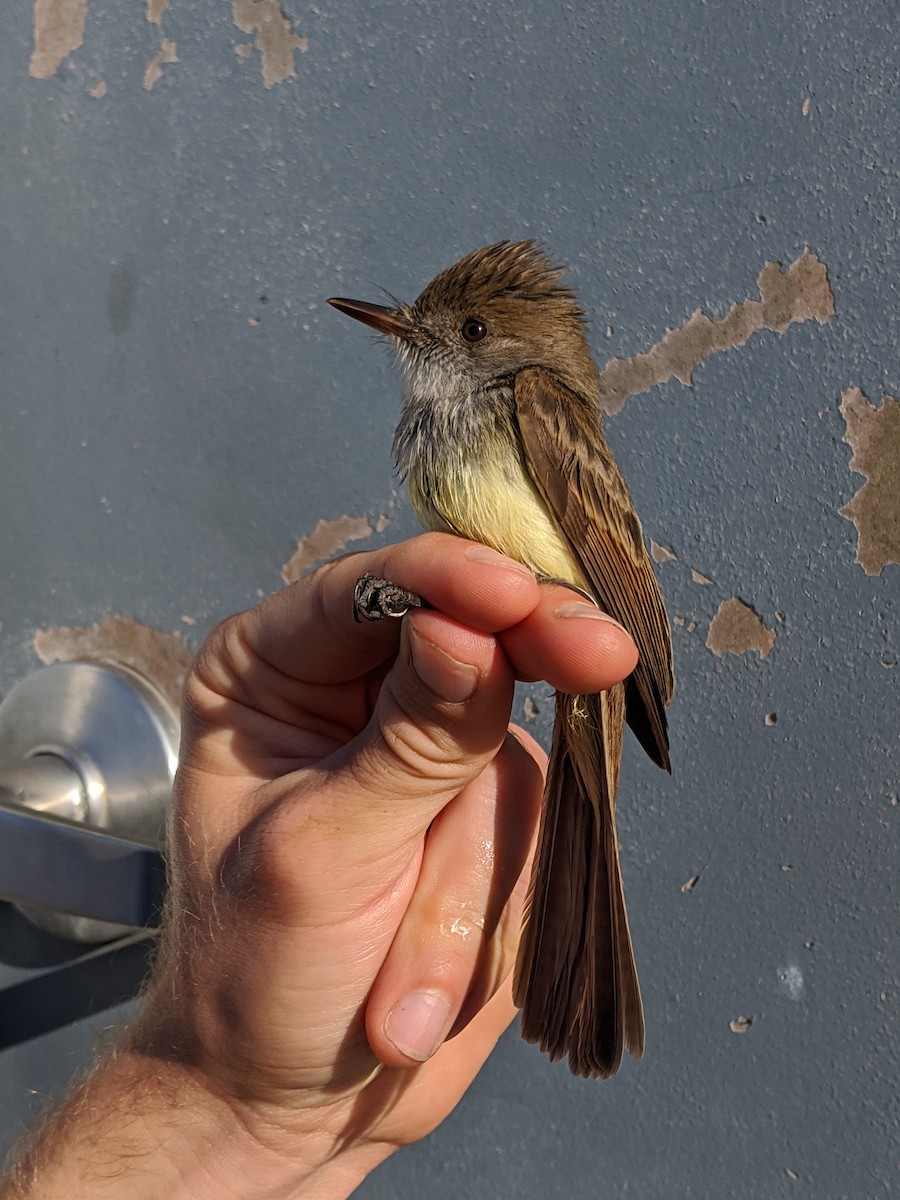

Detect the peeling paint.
[
  {"left": 681, "top": 874, "right": 699, "bottom": 893},
  {"left": 88, "top": 79, "right": 106, "bottom": 98},
  {"left": 729, "top": 1015, "right": 752, "bottom": 1034},
  {"left": 143, "top": 37, "right": 178, "bottom": 91},
  {"left": 599, "top": 251, "right": 835, "bottom": 414},
  {"left": 691, "top": 569, "right": 714, "bottom": 586},
  {"left": 650, "top": 540, "right": 678, "bottom": 564},
  {"left": 523, "top": 696, "right": 540, "bottom": 721},
  {"left": 838, "top": 387, "right": 900, "bottom": 575},
  {"left": 146, "top": 0, "right": 169, "bottom": 24},
  {"left": 232, "top": 0, "right": 308, "bottom": 89},
  {"left": 282, "top": 514, "right": 374, "bottom": 582},
  {"left": 707, "top": 598, "right": 776, "bottom": 659},
  {"left": 34, "top": 614, "right": 193, "bottom": 712},
  {"left": 29, "top": 0, "right": 87, "bottom": 79}
]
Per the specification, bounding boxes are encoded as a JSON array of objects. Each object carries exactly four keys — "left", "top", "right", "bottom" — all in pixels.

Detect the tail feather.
[{"left": 513, "top": 685, "right": 644, "bottom": 1078}]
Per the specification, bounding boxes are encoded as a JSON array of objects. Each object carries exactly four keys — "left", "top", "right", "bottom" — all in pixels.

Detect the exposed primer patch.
[
  {"left": 232, "top": 0, "right": 308, "bottom": 89},
  {"left": 707, "top": 598, "right": 776, "bottom": 659},
  {"left": 34, "top": 614, "right": 193, "bottom": 712},
  {"left": 282, "top": 515, "right": 374, "bottom": 583},
  {"left": 599, "top": 251, "right": 835, "bottom": 414},
  {"left": 838, "top": 387, "right": 900, "bottom": 575},
  {"left": 29, "top": 0, "right": 87, "bottom": 79},
  {"left": 146, "top": 0, "right": 169, "bottom": 23},
  {"left": 143, "top": 37, "right": 178, "bottom": 90},
  {"left": 650, "top": 540, "right": 678, "bottom": 564}
]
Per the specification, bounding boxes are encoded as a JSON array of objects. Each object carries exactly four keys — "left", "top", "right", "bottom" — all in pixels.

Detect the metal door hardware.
[{"left": 0, "top": 662, "right": 178, "bottom": 942}]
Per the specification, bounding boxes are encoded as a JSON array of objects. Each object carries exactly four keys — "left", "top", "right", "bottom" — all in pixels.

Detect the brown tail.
[{"left": 513, "top": 685, "right": 644, "bottom": 1078}]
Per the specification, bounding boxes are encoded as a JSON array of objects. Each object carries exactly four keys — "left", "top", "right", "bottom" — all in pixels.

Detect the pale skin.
[{"left": 0, "top": 534, "right": 638, "bottom": 1200}]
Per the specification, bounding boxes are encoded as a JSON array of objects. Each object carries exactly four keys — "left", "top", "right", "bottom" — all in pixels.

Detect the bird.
[{"left": 328, "top": 240, "right": 674, "bottom": 1078}]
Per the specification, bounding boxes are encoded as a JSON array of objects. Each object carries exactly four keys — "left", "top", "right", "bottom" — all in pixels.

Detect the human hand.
[{"left": 1, "top": 534, "right": 637, "bottom": 1200}]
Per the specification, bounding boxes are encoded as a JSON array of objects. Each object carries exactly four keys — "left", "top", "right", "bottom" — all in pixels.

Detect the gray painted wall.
[{"left": 1, "top": 2, "right": 896, "bottom": 1196}]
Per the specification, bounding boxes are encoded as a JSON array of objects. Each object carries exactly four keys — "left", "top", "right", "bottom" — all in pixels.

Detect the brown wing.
[{"left": 514, "top": 366, "right": 674, "bottom": 770}]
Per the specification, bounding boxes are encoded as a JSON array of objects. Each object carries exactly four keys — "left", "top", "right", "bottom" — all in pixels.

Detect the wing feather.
[{"left": 514, "top": 366, "right": 674, "bottom": 769}]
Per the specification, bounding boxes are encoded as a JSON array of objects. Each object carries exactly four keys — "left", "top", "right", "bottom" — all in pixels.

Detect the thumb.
[{"left": 326, "top": 608, "right": 515, "bottom": 862}]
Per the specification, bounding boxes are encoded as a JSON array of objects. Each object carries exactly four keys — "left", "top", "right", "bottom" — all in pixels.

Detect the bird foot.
[{"left": 353, "top": 573, "right": 427, "bottom": 623}]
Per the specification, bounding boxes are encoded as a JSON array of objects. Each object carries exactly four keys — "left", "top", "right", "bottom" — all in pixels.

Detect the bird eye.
[{"left": 460, "top": 318, "right": 488, "bottom": 343}]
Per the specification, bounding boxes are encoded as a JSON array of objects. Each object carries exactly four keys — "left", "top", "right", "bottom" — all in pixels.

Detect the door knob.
[{"left": 0, "top": 661, "right": 178, "bottom": 942}]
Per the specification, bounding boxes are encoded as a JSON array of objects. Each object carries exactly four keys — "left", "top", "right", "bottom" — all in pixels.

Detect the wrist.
[{"left": 1, "top": 1043, "right": 392, "bottom": 1200}]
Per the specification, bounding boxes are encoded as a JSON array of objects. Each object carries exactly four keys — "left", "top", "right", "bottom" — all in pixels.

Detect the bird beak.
[{"left": 327, "top": 297, "right": 414, "bottom": 340}]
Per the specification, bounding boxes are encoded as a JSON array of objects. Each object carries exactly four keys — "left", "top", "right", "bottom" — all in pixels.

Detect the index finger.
[{"left": 243, "top": 533, "right": 542, "bottom": 685}]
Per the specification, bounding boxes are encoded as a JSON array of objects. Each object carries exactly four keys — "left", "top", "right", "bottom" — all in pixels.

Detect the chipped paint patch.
[
  {"left": 650, "top": 540, "right": 678, "bottom": 563},
  {"left": 34, "top": 614, "right": 192, "bottom": 712},
  {"left": 232, "top": 0, "right": 308, "bottom": 89},
  {"left": 29, "top": 0, "right": 87, "bottom": 79},
  {"left": 691, "top": 569, "right": 714, "bottom": 586},
  {"left": 838, "top": 387, "right": 900, "bottom": 575},
  {"left": 143, "top": 37, "right": 178, "bottom": 90},
  {"left": 707, "top": 598, "right": 776, "bottom": 659},
  {"left": 729, "top": 1015, "right": 752, "bottom": 1034},
  {"left": 146, "top": 0, "right": 169, "bottom": 24},
  {"left": 599, "top": 251, "right": 835, "bottom": 414},
  {"left": 282, "top": 515, "right": 374, "bottom": 582}
]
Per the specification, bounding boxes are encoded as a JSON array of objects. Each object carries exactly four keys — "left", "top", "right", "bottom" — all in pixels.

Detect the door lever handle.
[{"left": 0, "top": 661, "right": 179, "bottom": 942}]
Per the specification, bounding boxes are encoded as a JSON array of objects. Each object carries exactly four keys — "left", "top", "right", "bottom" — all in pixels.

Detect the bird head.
[{"left": 329, "top": 240, "right": 600, "bottom": 398}]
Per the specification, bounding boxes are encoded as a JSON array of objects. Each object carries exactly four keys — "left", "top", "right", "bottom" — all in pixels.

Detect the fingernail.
[
  {"left": 409, "top": 625, "right": 479, "bottom": 703},
  {"left": 464, "top": 544, "right": 534, "bottom": 580},
  {"left": 554, "top": 601, "right": 631, "bottom": 639},
  {"left": 385, "top": 991, "right": 453, "bottom": 1062}
]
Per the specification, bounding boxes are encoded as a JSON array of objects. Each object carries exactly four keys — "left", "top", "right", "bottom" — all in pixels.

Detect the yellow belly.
[{"left": 406, "top": 438, "right": 585, "bottom": 589}]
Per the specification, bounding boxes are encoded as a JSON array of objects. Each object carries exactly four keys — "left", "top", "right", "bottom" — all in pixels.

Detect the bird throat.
[{"left": 393, "top": 374, "right": 582, "bottom": 586}]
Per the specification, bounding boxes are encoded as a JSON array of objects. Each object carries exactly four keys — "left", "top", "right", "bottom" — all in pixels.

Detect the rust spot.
[
  {"left": 29, "top": 0, "right": 87, "bottom": 79},
  {"left": 143, "top": 37, "right": 178, "bottom": 91},
  {"left": 599, "top": 251, "right": 835, "bottom": 414},
  {"left": 232, "top": 0, "right": 308, "bottom": 89},
  {"left": 34, "top": 615, "right": 192, "bottom": 713},
  {"left": 282, "top": 515, "right": 374, "bottom": 583},
  {"left": 650, "top": 540, "right": 678, "bottom": 564},
  {"left": 707, "top": 598, "right": 776, "bottom": 659},
  {"left": 838, "top": 387, "right": 900, "bottom": 575}
]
